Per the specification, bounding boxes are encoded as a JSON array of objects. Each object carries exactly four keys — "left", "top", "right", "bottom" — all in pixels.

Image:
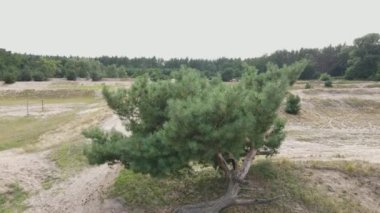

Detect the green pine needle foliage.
[
  {"left": 285, "top": 94, "right": 301, "bottom": 115},
  {"left": 84, "top": 61, "right": 307, "bottom": 176}
]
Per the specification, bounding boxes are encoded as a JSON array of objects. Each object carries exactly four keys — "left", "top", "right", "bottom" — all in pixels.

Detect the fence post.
[{"left": 27, "top": 99, "right": 29, "bottom": 116}]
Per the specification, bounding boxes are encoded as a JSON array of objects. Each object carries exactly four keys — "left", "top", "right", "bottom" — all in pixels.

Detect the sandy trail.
[
  {"left": 24, "top": 164, "right": 125, "bottom": 213},
  {"left": 0, "top": 149, "right": 56, "bottom": 194}
]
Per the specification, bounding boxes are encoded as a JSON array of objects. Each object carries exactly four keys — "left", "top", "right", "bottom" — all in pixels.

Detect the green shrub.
[
  {"left": 285, "top": 93, "right": 301, "bottom": 114},
  {"left": 18, "top": 69, "right": 32, "bottom": 81},
  {"left": 66, "top": 71, "right": 77, "bottom": 81},
  {"left": 320, "top": 73, "right": 331, "bottom": 81},
  {"left": 324, "top": 79, "right": 333, "bottom": 87},
  {"left": 3, "top": 73, "right": 16, "bottom": 84},
  {"left": 305, "top": 82, "right": 312, "bottom": 89},
  {"left": 90, "top": 71, "right": 103, "bottom": 81},
  {"left": 32, "top": 72, "right": 47, "bottom": 81}
]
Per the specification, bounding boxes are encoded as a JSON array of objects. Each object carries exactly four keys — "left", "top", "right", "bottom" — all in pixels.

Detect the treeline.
[{"left": 1, "top": 33, "right": 379, "bottom": 83}]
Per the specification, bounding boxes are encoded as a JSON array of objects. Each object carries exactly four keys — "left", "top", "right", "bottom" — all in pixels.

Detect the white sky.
[{"left": 0, "top": 0, "right": 379, "bottom": 59}]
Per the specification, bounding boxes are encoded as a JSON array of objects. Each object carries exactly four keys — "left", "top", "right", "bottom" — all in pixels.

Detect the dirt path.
[
  {"left": 24, "top": 164, "right": 125, "bottom": 213},
  {"left": 0, "top": 149, "right": 56, "bottom": 194}
]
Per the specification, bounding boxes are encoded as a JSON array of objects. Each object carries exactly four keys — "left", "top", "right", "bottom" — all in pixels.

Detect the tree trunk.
[
  {"left": 174, "top": 148, "right": 272, "bottom": 213},
  {"left": 173, "top": 180, "right": 240, "bottom": 213}
]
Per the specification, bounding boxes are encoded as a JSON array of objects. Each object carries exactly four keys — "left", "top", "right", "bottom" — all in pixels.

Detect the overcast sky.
[{"left": 0, "top": 0, "right": 379, "bottom": 59}]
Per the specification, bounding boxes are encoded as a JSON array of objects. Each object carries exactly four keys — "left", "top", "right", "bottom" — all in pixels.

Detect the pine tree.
[{"left": 84, "top": 61, "right": 307, "bottom": 212}]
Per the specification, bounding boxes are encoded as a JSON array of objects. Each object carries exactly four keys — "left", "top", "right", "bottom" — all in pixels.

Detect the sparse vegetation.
[
  {"left": 304, "top": 82, "right": 312, "bottom": 89},
  {"left": 0, "top": 112, "right": 75, "bottom": 150},
  {"left": 0, "top": 183, "right": 28, "bottom": 213},
  {"left": 50, "top": 141, "right": 89, "bottom": 176}
]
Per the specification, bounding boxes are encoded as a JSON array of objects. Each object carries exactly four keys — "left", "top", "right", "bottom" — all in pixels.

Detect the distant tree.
[
  {"left": 345, "top": 33, "right": 380, "bottom": 80},
  {"left": 84, "top": 61, "right": 307, "bottom": 212},
  {"left": 18, "top": 67, "right": 32, "bottom": 81},
  {"left": 90, "top": 71, "right": 103, "bottom": 81},
  {"left": 32, "top": 71, "right": 47, "bottom": 81},
  {"left": 285, "top": 94, "right": 301, "bottom": 114}
]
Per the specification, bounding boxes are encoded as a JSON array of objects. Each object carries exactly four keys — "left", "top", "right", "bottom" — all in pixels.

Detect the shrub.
[
  {"left": 90, "top": 71, "right": 103, "bottom": 81},
  {"left": 305, "top": 82, "right": 312, "bottom": 89},
  {"left": 285, "top": 93, "right": 301, "bottom": 114},
  {"left": 324, "top": 79, "right": 333, "bottom": 87},
  {"left": 3, "top": 73, "right": 16, "bottom": 84},
  {"left": 18, "top": 69, "right": 32, "bottom": 81},
  {"left": 66, "top": 71, "right": 77, "bottom": 81},
  {"left": 320, "top": 73, "right": 331, "bottom": 81},
  {"left": 32, "top": 72, "right": 47, "bottom": 81}
]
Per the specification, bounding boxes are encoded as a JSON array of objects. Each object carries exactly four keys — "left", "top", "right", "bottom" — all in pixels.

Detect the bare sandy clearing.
[
  {"left": 0, "top": 149, "right": 57, "bottom": 194},
  {"left": 280, "top": 86, "right": 380, "bottom": 163},
  {"left": 0, "top": 78, "right": 133, "bottom": 91},
  {"left": 0, "top": 103, "right": 82, "bottom": 117},
  {"left": 24, "top": 164, "right": 124, "bottom": 213},
  {"left": 306, "top": 168, "right": 380, "bottom": 211}
]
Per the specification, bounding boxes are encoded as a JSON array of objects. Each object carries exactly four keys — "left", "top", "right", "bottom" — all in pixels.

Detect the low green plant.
[
  {"left": 319, "top": 73, "right": 331, "bottom": 81},
  {"left": 285, "top": 93, "right": 301, "bottom": 114},
  {"left": 324, "top": 79, "right": 333, "bottom": 87},
  {"left": 3, "top": 73, "right": 16, "bottom": 84},
  {"left": 66, "top": 70, "right": 77, "bottom": 81},
  {"left": 304, "top": 82, "right": 312, "bottom": 89},
  {"left": 90, "top": 71, "right": 103, "bottom": 81},
  {"left": 32, "top": 72, "right": 47, "bottom": 81},
  {"left": 0, "top": 183, "right": 28, "bottom": 213}
]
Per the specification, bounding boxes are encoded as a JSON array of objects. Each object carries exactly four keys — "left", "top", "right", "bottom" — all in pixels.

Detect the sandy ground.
[
  {"left": 24, "top": 164, "right": 125, "bottom": 213},
  {"left": 0, "top": 103, "right": 83, "bottom": 117},
  {"left": 306, "top": 168, "right": 380, "bottom": 211},
  {"left": 278, "top": 86, "right": 380, "bottom": 163},
  {"left": 0, "top": 149, "right": 56, "bottom": 194},
  {"left": 0, "top": 78, "right": 133, "bottom": 91}
]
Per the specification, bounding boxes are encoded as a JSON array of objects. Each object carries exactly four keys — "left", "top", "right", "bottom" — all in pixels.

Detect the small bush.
[
  {"left": 320, "top": 73, "right": 331, "bottom": 81},
  {"left": 32, "top": 72, "right": 47, "bottom": 81},
  {"left": 90, "top": 71, "right": 103, "bottom": 81},
  {"left": 285, "top": 93, "right": 301, "bottom": 114},
  {"left": 324, "top": 79, "right": 333, "bottom": 87},
  {"left": 66, "top": 71, "right": 77, "bottom": 81},
  {"left": 18, "top": 70, "right": 32, "bottom": 81},
  {"left": 3, "top": 73, "right": 16, "bottom": 84},
  {"left": 305, "top": 82, "right": 312, "bottom": 89}
]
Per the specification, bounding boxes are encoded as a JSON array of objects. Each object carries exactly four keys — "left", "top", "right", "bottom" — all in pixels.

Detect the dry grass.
[{"left": 0, "top": 112, "right": 76, "bottom": 151}]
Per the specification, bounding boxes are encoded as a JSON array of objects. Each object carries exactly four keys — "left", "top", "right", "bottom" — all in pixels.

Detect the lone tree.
[{"left": 84, "top": 61, "right": 307, "bottom": 212}]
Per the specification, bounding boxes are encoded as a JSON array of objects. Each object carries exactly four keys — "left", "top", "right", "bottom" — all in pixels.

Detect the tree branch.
[
  {"left": 237, "top": 148, "right": 257, "bottom": 180},
  {"left": 216, "top": 152, "right": 230, "bottom": 176}
]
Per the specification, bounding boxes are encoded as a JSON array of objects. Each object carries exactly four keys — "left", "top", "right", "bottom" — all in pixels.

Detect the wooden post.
[{"left": 27, "top": 99, "right": 29, "bottom": 116}]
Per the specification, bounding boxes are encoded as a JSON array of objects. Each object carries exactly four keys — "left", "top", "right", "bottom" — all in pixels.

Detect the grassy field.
[{"left": 0, "top": 112, "right": 76, "bottom": 151}]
